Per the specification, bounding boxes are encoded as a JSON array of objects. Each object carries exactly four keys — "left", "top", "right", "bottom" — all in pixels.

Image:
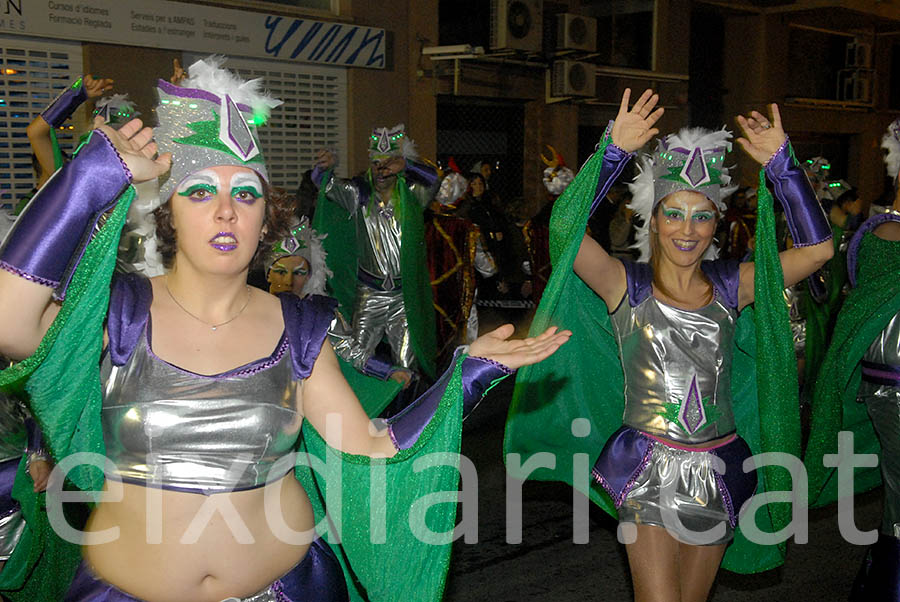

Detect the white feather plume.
[
  {"left": 182, "top": 56, "right": 282, "bottom": 115},
  {"left": 882, "top": 120, "right": 900, "bottom": 181}
]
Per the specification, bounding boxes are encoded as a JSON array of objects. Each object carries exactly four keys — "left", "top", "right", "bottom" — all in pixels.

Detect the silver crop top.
[
  {"left": 609, "top": 291, "right": 738, "bottom": 444},
  {"left": 100, "top": 327, "right": 300, "bottom": 493}
]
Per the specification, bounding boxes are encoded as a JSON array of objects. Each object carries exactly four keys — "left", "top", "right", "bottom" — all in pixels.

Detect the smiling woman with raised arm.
[
  {"left": 505, "top": 89, "right": 832, "bottom": 602},
  {"left": 0, "top": 57, "right": 569, "bottom": 602}
]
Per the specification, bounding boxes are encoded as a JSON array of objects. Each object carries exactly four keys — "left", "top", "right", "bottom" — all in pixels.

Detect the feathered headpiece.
[
  {"left": 268, "top": 217, "right": 331, "bottom": 297},
  {"left": 541, "top": 144, "right": 574, "bottom": 196},
  {"left": 123, "top": 56, "right": 281, "bottom": 277},
  {"left": 368, "top": 123, "right": 417, "bottom": 161},
  {"left": 627, "top": 127, "right": 737, "bottom": 261},
  {"left": 155, "top": 56, "right": 282, "bottom": 204},
  {"left": 883, "top": 118, "right": 900, "bottom": 181},
  {"left": 93, "top": 93, "right": 139, "bottom": 128}
]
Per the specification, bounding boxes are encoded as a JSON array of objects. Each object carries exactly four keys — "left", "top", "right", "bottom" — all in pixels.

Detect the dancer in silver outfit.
[
  {"left": 313, "top": 125, "right": 438, "bottom": 372},
  {"left": 573, "top": 89, "right": 833, "bottom": 602}
]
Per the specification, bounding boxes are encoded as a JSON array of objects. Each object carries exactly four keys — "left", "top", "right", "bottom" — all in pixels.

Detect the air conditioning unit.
[
  {"left": 845, "top": 41, "right": 871, "bottom": 68},
  {"left": 837, "top": 68, "right": 872, "bottom": 103},
  {"left": 491, "top": 0, "right": 543, "bottom": 53},
  {"left": 557, "top": 13, "right": 596, "bottom": 52},
  {"left": 552, "top": 60, "right": 596, "bottom": 97}
]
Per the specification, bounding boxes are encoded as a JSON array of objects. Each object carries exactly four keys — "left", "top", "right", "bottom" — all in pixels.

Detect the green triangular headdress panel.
[{"left": 154, "top": 57, "right": 282, "bottom": 203}]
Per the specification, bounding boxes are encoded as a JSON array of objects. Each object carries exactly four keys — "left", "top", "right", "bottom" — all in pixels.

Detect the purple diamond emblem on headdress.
[
  {"left": 376, "top": 129, "right": 391, "bottom": 154},
  {"left": 680, "top": 147, "right": 711, "bottom": 187},
  {"left": 220, "top": 95, "right": 258, "bottom": 161},
  {"left": 678, "top": 375, "right": 707, "bottom": 434},
  {"left": 283, "top": 237, "right": 299, "bottom": 253}
]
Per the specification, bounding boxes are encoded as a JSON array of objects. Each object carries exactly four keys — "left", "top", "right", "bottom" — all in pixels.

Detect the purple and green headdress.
[
  {"left": 368, "top": 123, "right": 417, "bottom": 161},
  {"left": 268, "top": 217, "right": 331, "bottom": 297},
  {"left": 882, "top": 118, "right": 900, "bottom": 182},
  {"left": 125, "top": 57, "right": 281, "bottom": 277},
  {"left": 628, "top": 127, "right": 737, "bottom": 261},
  {"left": 93, "top": 93, "right": 139, "bottom": 128},
  {"left": 155, "top": 56, "right": 282, "bottom": 203}
]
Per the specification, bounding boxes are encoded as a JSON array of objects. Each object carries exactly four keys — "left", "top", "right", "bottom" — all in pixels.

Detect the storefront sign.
[{"left": 1, "top": 0, "right": 385, "bottom": 69}]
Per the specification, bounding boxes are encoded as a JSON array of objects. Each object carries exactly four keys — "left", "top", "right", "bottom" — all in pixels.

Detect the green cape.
[
  {"left": 504, "top": 138, "right": 801, "bottom": 574},
  {"left": 313, "top": 171, "right": 437, "bottom": 378},
  {"left": 805, "top": 230, "right": 900, "bottom": 507},
  {"left": 0, "top": 185, "right": 462, "bottom": 600}
]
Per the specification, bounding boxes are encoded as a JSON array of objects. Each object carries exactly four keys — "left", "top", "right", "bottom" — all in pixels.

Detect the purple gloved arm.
[
  {"left": 764, "top": 140, "right": 832, "bottom": 247},
  {"left": 386, "top": 348, "right": 514, "bottom": 450},
  {"left": 0, "top": 129, "right": 132, "bottom": 299},
  {"left": 310, "top": 165, "right": 327, "bottom": 188},
  {"left": 404, "top": 159, "right": 439, "bottom": 188},
  {"left": 588, "top": 122, "right": 635, "bottom": 217},
  {"left": 40, "top": 76, "right": 88, "bottom": 128}
]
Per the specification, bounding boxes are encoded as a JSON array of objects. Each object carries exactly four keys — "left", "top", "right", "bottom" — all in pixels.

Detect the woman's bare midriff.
[{"left": 83, "top": 474, "right": 315, "bottom": 602}]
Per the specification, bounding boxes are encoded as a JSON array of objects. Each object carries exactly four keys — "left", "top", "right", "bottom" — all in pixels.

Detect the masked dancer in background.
[
  {"left": 806, "top": 118, "right": 900, "bottom": 600},
  {"left": 312, "top": 126, "right": 440, "bottom": 378}
]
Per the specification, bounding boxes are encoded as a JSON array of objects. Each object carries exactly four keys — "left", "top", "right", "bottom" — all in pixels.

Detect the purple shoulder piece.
[
  {"left": 107, "top": 273, "right": 153, "bottom": 366},
  {"left": 621, "top": 259, "right": 652, "bottom": 307},
  {"left": 848, "top": 213, "right": 900, "bottom": 288},
  {"left": 281, "top": 293, "right": 339, "bottom": 380},
  {"left": 701, "top": 259, "right": 741, "bottom": 309},
  {"left": 404, "top": 160, "right": 438, "bottom": 188}
]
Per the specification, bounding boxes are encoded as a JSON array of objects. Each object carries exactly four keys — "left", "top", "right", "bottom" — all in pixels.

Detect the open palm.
[
  {"left": 468, "top": 324, "right": 572, "bottom": 371},
  {"left": 611, "top": 88, "right": 665, "bottom": 153}
]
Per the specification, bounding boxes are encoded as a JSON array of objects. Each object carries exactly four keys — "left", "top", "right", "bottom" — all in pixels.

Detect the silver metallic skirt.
[{"left": 618, "top": 438, "right": 735, "bottom": 546}]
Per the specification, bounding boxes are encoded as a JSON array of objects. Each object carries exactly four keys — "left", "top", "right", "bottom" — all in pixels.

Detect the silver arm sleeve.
[{"left": 321, "top": 171, "right": 362, "bottom": 214}]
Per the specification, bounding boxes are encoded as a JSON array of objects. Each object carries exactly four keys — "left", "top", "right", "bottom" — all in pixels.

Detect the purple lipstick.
[{"left": 210, "top": 232, "right": 238, "bottom": 252}]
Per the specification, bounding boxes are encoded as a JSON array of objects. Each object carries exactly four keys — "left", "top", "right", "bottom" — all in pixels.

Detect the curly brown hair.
[{"left": 152, "top": 182, "right": 296, "bottom": 270}]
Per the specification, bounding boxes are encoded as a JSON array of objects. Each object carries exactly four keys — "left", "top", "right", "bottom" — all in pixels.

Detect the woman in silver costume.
[
  {"left": 0, "top": 58, "right": 570, "bottom": 602},
  {"left": 579, "top": 89, "right": 834, "bottom": 602}
]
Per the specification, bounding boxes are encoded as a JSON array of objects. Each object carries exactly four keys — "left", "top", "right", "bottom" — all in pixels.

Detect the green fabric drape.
[
  {"left": 805, "top": 232, "right": 900, "bottom": 507},
  {"left": 296, "top": 358, "right": 465, "bottom": 601},
  {"left": 504, "top": 139, "right": 800, "bottom": 574}
]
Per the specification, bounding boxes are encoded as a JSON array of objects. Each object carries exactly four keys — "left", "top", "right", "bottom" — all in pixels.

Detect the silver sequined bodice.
[
  {"left": 610, "top": 293, "right": 737, "bottom": 444},
  {"left": 100, "top": 328, "right": 300, "bottom": 493},
  {"left": 864, "top": 312, "right": 900, "bottom": 367}
]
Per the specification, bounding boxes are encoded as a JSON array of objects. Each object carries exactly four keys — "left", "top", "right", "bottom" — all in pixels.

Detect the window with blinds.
[
  {"left": 186, "top": 54, "right": 348, "bottom": 194},
  {"left": 0, "top": 36, "right": 83, "bottom": 210}
]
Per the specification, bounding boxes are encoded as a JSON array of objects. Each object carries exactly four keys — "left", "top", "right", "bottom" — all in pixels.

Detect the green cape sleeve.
[
  {"left": 295, "top": 357, "right": 465, "bottom": 601},
  {"left": 0, "top": 188, "right": 135, "bottom": 600},
  {"left": 805, "top": 233, "right": 900, "bottom": 506}
]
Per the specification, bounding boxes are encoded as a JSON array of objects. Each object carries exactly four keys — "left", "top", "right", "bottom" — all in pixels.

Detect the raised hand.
[
  {"left": 735, "top": 103, "right": 787, "bottom": 165},
  {"left": 83, "top": 74, "right": 114, "bottom": 99},
  {"left": 315, "top": 148, "right": 337, "bottom": 171},
  {"left": 170, "top": 58, "right": 186, "bottom": 86},
  {"left": 611, "top": 88, "right": 664, "bottom": 153},
  {"left": 99, "top": 118, "right": 171, "bottom": 184},
  {"left": 468, "top": 324, "right": 572, "bottom": 371}
]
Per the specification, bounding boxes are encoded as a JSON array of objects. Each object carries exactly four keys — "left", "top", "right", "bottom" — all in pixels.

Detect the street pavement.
[{"left": 442, "top": 376, "right": 880, "bottom": 602}]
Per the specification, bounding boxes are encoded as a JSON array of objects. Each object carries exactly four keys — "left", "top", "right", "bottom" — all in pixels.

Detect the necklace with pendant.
[{"left": 165, "top": 279, "right": 252, "bottom": 331}]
